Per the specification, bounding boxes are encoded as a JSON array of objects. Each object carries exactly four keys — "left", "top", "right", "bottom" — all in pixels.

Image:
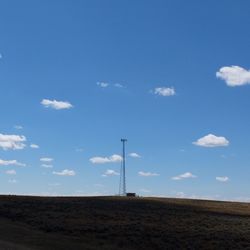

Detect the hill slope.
[{"left": 0, "top": 195, "right": 250, "bottom": 249}]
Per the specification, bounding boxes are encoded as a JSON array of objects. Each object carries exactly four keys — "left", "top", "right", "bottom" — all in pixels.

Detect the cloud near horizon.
[
  {"left": 90, "top": 154, "right": 122, "bottom": 164},
  {"left": 172, "top": 172, "right": 196, "bottom": 180},
  {"left": 0, "top": 134, "right": 26, "bottom": 150},
  {"left": 41, "top": 99, "right": 73, "bottom": 110},
  {"left": 216, "top": 66, "right": 250, "bottom": 86},
  {"left": 216, "top": 176, "right": 229, "bottom": 182},
  {"left": 102, "top": 169, "right": 119, "bottom": 177},
  {"left": 40, "top": 157, "right": 53, "bottom": 162},
  {"left": 5, "top": 170, "right": 16, "bottom": 175},
  {"left": 0, "top": 159, "right": 26, "bottom": 167},
  {"left": 53, "top": 169, "right": 76, "bottom": 176},
  {"left": 41, "top": 164, "right": 53, "bottom": 168},
  {"left": 138, "top": 171, "right": 159, "bottom": 177},
  {"left": 139, "top": 188, "right": 151, "bottom": 193},
  {"left": 193, "top": 134, "right": 229, "bottom": 147}
]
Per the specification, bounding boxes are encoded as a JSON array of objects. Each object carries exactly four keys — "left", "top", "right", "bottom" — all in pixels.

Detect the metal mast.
[{"left": 120, "top": 139, "right": 127, "bottom": 196}]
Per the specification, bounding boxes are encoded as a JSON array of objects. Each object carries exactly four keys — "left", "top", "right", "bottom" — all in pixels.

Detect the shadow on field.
[{"left": 0, "top": 195, "right": 250, "bottom": 249}]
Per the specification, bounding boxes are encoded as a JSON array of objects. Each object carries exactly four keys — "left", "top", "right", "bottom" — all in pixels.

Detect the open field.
[{"left": 0, "top": 195, "right": 250, "bottom": 249}]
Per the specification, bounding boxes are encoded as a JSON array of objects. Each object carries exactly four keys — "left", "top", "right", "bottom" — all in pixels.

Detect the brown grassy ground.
[{"left": 0, "top": 195, "right": 250, "bottom": 249}]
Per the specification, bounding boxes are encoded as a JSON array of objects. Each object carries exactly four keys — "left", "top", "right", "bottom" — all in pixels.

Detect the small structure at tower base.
[{"left": 126, "top": 192, "right": 136, "bottom": 197}]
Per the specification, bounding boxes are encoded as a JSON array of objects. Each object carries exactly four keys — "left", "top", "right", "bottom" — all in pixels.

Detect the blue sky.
[{"left": 0, "top": 0, "right": 250, "bottom": 201}]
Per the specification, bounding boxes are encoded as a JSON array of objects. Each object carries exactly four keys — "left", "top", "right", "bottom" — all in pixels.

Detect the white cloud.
[
  {"left": 97, "top": 82, "right": 109, "bottom": 88},
  {"left": 53, "top": 169, "right": 76, "bottom": 176},
  {"left": 14, "top": 125, "right": 23, "bottom": 130},
  {"left": 172, "top": 192, "right": 221, "bottom": 201},
  {"left": 114, "top": 83, "right": 124, "bottom": 88},
  {"left": 193, "top": 134, "right": 229, "bottom": 148},
  {"left": 154, "top": 87, "right": 175, "bottom": 96},
  {"left": 175, "top": 192, "right": 186, "bottom": 198},
  {"left": 172, "top": 172, "right": 196, "bottom": 180},
  {"left": 138, "top": 171, "right": 159, "bottom": 177},
  {"left": 129, "top": 152, "right": 141, "bottom": 158},
  {"left": 216, "top": 176, "right": 229, "bottom": 182},
  {"left": 90, "top": 154, "right": 122, "bottom": 164},
  {"left": 102, "top": 169, "right": 119, "bottom": 177},
  {"left": 40, "top": 157, "right": 53, "bottom": 162},
  {"left": 30, "top": 144, "right": 39, "bottom": 149},
  {"left": 216, "top": 66, "right": 250, "bottom": 86},
  {"left": 41, "top": 164, "right": 53, "bottom": 168},
  {"left": 97, "top": 82, "right": 125, "bottom": 88},
  {"left": 5, "top": 170, "right": 16, "bottom": 175},
  {"left": 41, "top": 99, "right": 73, "bottom": 110},
  {"left": 0, "top": 134, "right": 26, "bottom": 150},
  {"left": 0, "top": 159, "right": 26, "bottom": 167}
]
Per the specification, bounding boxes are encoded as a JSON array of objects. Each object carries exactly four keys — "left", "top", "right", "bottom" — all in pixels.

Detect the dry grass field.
[{"left": 0, "top": 195, "right": 250, "bottom": 249}]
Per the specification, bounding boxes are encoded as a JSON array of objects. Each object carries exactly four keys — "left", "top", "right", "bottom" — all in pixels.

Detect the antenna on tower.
[{"left": 119, "top": 139, "right": 127, "bottom": 196}]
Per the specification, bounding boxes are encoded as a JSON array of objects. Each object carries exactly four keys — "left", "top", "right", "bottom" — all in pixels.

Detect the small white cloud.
[
  {"left": 40, "top": 157, "right": 53, "bottom": 162},
  {"left": 0, "top": 159, "right": 26, "bottom": 167},
  {"left": 53, "top": 169, "right": 76, "bottom": 176},
  {"left": 97, "top": 82, "right": 109, "bottom": 88},
  {"left": 216, "top": 66, "right": 250, "bottom": 86},
  {"left": 114, "top": 83, "right": 124, "bottom": 88},
  {"left": 176, "top": 191, "right": 186, "bottom": 198},
  {"left": 5, "top": 170, "right": 16, "bottom": 175},
  {"left": 172, "top": 172, "right": 196, "bottom": 180},
  {"left": 193, "top": 134, "right": 229, "bottom": 148},
  {"left": 41, "top": 99, "right": 73, "bottom": 110},
  {"left": 30, "top": 144, "right": 39, "bottom": 149},
  {"left": 129, "top": 153, "right": 141, "bottom": 158},
  {"left": 41, "top": 164, "right": 53, "bottom": 168},
  {"left": 0, "top": 134, "right": 26, "bottom": 150},
  {"left": 90, "top": 154, "right": 122, "bottom": 164},
  {"left": 216, "top": 176, "right": 229, "bottom": 182},
  {"left": 14, "top": 125, "right": 23, "bottom": 130},
  {"left": 97, "top": 82, "right": 125, "bottom": 88},
  {"left": 138, "top": 171, "right": 159, "bottom": 177},
  {"left": 102, "top": 169, "right": 119, "bottom": 177},
  {"left": 154, "top": 87, "right": 175, "bottom": 96}
]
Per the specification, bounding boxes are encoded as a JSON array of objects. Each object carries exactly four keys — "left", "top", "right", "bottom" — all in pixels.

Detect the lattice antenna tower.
[{"left": 119, "top": 139, "right": 127, "bottom": 196}]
